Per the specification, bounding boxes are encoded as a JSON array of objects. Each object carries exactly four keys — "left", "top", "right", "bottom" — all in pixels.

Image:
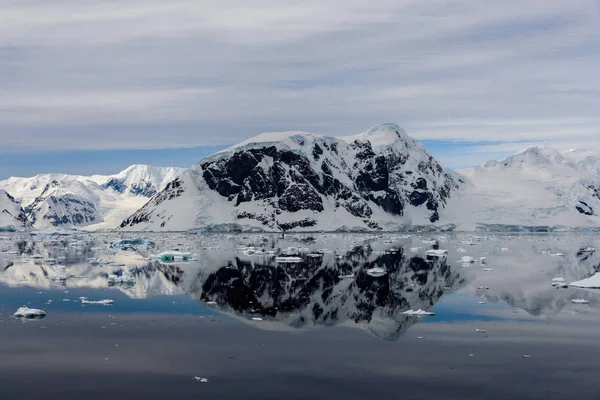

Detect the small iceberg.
[
  {"left": 80, "top": 297, "right": 114, "bottom": 305},
  {"left": 402, "top": 309, "right": 436, "bottom": 317},
  {"left": 14, "top": 306, "right": 46, "bottom": 319},
  {"left": 551, "top": 277, "right": 568, "bottom": 288},
  {"left": 154, "top": 251, "right": 192, "bottom": 263},
  {"left": 111, "top": 238, "right": 155, "bottom": 251},
  {"left": 275, "top": 256, "right": 303, "bottom": 263},
  {"left": 338, "top": 273, "right": 355, "bottom": 279},
  {"left": 459, "top": 256, "right": 476, "bottom": 264},
  {"left": 425, "top": 249, "right": 448, "bottom": 257},
  {"left": 571, "top": 299, "right": 590, "bottom": 305},
  {"left": 366, "top": 267, "right": 387, "bottom": 277}
]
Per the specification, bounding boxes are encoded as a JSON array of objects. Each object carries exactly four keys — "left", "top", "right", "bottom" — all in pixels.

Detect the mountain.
[
  {"left": 0, "top": 190, "right": 31, "bottom": 231},
  {"left": 0, "top": 165, "right": 185, "bottom": 230},
  {"left": 447, "top": 144, "right": 600, "bottom": 229},
  {"left": 120, "top": 123, "right": 463, "bottom": 232}
]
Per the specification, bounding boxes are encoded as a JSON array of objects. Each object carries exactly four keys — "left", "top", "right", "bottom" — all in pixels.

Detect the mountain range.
[
  {"left": 0, "top": 165, "right": 185, "bottom": 230},
  {"left": 2, "top": 123, "right": 600, "bottom": 232}
]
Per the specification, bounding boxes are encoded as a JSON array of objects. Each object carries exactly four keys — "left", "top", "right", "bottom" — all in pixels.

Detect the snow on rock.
[
  {"left": 0, "top": 165, "right": 185, "bottom": 230},
  {"left": 14, "top": 306, "right": 46, "bottom": 318},
  {"left": 0, "top": 190, "right": 31, "bottom": 231},
  {"left": 120, "top": 123, "right": 462, "bottom": 232}
]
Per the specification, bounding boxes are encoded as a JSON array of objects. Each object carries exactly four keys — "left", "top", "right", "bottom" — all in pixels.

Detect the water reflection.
[{"left": 2, "top": 233, "right": 600, "bottom": 340}]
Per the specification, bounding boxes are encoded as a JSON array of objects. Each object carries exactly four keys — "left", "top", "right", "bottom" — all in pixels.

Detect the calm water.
[{"left": 1, "top": 232, "right": 600, "bottom": 399}]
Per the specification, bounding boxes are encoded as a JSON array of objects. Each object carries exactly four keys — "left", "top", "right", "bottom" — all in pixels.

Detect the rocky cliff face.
[
  {"left": 120, "top": 124, "right": 462, "bottom": 232},
  {"left": 0, "top": 190, "right": 30, "bottom": 231}
]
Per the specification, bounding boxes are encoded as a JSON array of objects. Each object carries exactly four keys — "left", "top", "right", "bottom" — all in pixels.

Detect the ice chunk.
[
  {"left": 459, "top": 256, "right": 476, "bottom": 264},
  {"left": 275, "top": 256, "right": 303, "bottom": 263},
  {"left": 80, "top": 297, "right": 114, "bottom": 305},
  {"left": 569, "top": 273, "right": 600, "bottom": 289},
  {"left": 551, "top": 277, "right": 568, "bottom": 288},
  {"left": 475, "top": 329, "right": 487, "bottom": 333},
  {"left": 14, "top": 306, "right": 46, "bottom": 318},
  {"left": 111, "top": 238, "right": 155, "bottom": 251},
  {"left": 154, "top": 251, "right": 192, "bottom": 262},
  {"left": 193, "top": 377, "right": 209, "bottom": 383},
  {"left": 366, "top": 267, "right": 387, "bottom": 277},
  {"left": 571, "top": 299, "right": 590, "bottom": 304},
  {"left": 425, "top": 249, "right": 448, "bottom": 257},
  {"left": 402, "top": 309, "right": 436, "bottom": 316}
]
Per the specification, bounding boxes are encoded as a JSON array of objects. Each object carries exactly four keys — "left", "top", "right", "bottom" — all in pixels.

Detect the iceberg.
[
  {"left": 14, "top": 306, "right": 46, "bottom": 319},
  {"left": 571, "top": 299, "right": 590, "bottom": 304},
  {"left": 569, "top": 273, "right": 600, "bottom": 289},
  {"left": 366, "top": 267, "right": 387, "bottom": 277},
  {"left": 425, "top": 249, "right": 448, "bottom": 257},
  {"left": 154, "top": 251, "right": 192, "bottom": 262},
  {"left": 275, "top": 256, "right": 303, "bottom": 263},
  {"left": 80, "top": 297, "right": 114, "bottom": 305},
  {"left": 402, "top": 309, "right": 436, "bottom": 317}
]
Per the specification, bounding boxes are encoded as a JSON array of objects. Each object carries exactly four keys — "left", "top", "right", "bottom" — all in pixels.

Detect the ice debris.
[
  {"left": 14, "top": 306, "right": 46, "bottom": 319},
  {"left": 402, "top": 309, "right": 436, "bottom": 317}
]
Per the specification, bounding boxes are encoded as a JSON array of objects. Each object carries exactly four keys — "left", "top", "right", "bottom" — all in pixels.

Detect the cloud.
[{"left": 0, "top": 0, "right": 599, "bottom": 157}]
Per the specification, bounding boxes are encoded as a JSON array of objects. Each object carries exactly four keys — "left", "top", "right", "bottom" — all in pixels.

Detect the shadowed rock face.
[{"left": 120, "top": 126, "right": 461, "bottom": 231}]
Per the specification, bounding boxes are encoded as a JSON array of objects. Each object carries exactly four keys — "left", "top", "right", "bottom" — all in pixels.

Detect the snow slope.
[
  {"left": 445, "top": 144, "right": 600, "bottom": 229},
  {"left": 0, "top": 165, "right": 185, "bottom": 230},
  {"left": 0, "top": 190, "right": 30, "bottom": 231},
  {"left": 120, "top": 123, "right": 462, "bottom": 232}
]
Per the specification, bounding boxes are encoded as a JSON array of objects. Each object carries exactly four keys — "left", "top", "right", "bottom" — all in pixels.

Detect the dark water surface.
[{"left": 1, "top": 232, "right": 599, "bottom": 399}]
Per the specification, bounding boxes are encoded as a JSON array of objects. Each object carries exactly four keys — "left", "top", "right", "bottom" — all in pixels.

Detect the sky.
[{"left": 1, "top": 0, "right": 599, "bottom": 178}]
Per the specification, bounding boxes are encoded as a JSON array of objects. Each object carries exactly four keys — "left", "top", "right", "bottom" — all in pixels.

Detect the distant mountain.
[
  {"left": 120, "top": 123, "right": 463, "bottom": 232},
  {"left": 447, "top": 144, "right": 600, "bottom": 229},
  {"left": 0, "top": 165, "right": 185, "bottom": 230},
  {"left": 0, "top": 190, "right": 31, "bottom": 231}
]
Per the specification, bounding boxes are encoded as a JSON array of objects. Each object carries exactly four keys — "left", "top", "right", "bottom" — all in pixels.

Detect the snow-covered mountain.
[
  {"left": 447, "top": 144, "right": 600, "bottom": 229},
  {"left": 0, "top": 165, "right": 185, "bottom": 230},
  {"left": 120, "top": 123, "right": 463, "bottom": 232},
  {"left": 0, "top": 190, "right": 31, "bottom": 231}
]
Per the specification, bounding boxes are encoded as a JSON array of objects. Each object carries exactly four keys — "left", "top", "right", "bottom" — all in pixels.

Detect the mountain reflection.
[
  {"left": 198, "top": 246, "right": 462, "bottom": 340},
  {"left": 0, "top": 235, "right": 467, "bottom": 340},
  {"left": 5, "top": 233, "right": 600, "bottom": 341}
]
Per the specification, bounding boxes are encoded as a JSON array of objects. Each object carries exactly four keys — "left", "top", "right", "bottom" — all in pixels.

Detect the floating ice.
[
  {"left": 366, "top": 267, "right": 387, "bottom": 277},
  {"left": 551, "top": 277, "right": 569, "bottom": 288},
  {"left": 80, "top": 297, "right": 114, "bottom": 305},
  {"left": 402, "top": 309, "right": 436, "bottom": 316},
  {"left": 571, "top": 299, "right": 590, "bottom": 304},
  {"left": 193, "top": 377, "right": 209, "bottom": 383},
  {"left": 154, "top": 251, "right": 192, "bottom": 262},
  {"left": 14, "top": 306, "right": 46, "bottom": 318},
  {"left": 475, "top": 329, "right": 487, "bottom": 333},
  {"left": 425, "top": 249, "right": 448, "bottom": 257},
  {"left": 459, "top": 256, "right": 476, "bottom": 264},
  {"left": 275, "top": 256, "right": 303, "bottom": 263},
  {"left": 569, "top": 273, "right": 600, "bottom": 289}
]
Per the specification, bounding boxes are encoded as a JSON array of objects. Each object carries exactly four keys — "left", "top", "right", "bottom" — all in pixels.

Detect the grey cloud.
[{"left": 0, "top": 0, "right": 599, "bottom": 153}]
